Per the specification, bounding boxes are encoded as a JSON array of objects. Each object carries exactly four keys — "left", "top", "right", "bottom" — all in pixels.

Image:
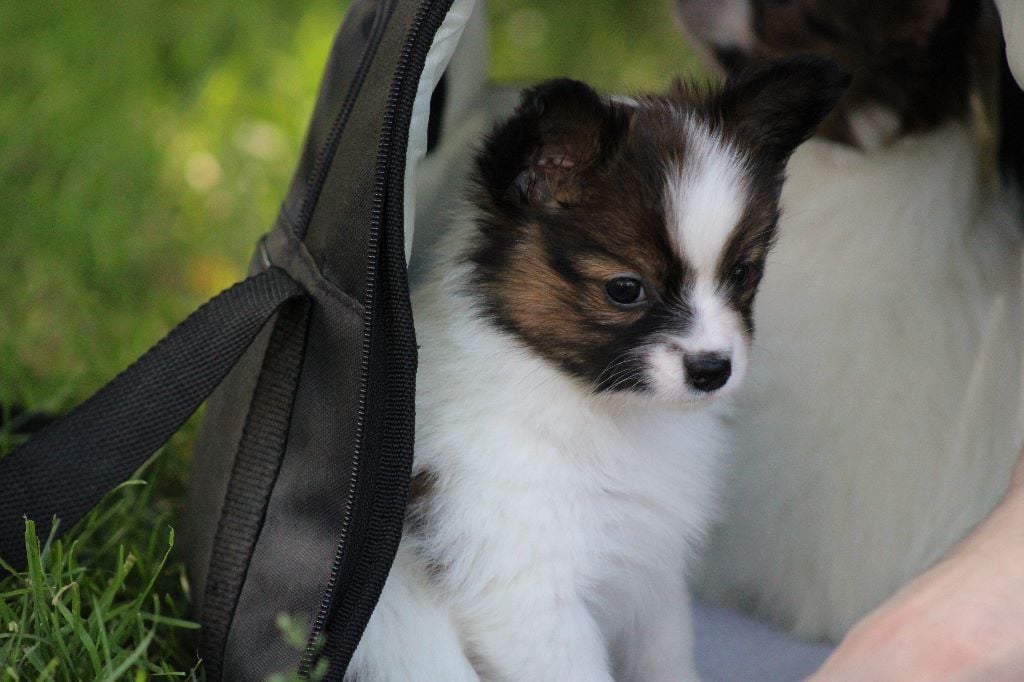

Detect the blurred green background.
[{"left": 0, "top": 0, "right": 697, "bottom": 675}]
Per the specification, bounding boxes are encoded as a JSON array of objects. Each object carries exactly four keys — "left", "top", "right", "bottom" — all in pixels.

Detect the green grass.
[
  {"left": 1, "top": 1, "right": 696, "bottom": 677},
  {"left": 1, "top": 480, "right": 197, "bottom": 680},
  {"left": 490, "top": 0, "right": 699, "bottom": 91},
  {"left": 1, "top": 1, "right": 347, "bottom": 675}
]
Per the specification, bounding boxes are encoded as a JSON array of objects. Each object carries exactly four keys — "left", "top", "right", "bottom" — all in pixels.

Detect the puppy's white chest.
[
  {"left": 412, "top": 308, "right": 726, "bottom": 586},
  {"left": 429, "top": 390, "right": 724, "bottom": 566}
]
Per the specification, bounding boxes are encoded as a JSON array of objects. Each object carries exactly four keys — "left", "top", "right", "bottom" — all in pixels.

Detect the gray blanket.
[{"left": 694, "top": 604, "right": 834, "bottom": 681}]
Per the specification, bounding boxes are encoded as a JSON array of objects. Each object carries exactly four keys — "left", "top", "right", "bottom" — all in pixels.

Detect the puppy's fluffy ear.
[
  {"left": 711, "top": 55, "right": 850, "bottom": 165},
  {"left": 477, "top": 79, "right": 628, "bottom": 209}
]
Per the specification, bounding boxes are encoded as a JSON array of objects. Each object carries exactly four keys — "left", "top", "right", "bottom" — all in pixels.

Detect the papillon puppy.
[
  {"left": 347, "top": 57, "right": 846, "bottom": 681},
  {"left": 677, "top": 0, "right": 1024, "bottom": 642}
]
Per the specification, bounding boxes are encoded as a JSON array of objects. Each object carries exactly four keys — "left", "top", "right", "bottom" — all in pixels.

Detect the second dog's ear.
[
  {"left": 478, "top": 79, "right": 628, "bottom": 209},
  {"left": 674, "top": 0, "right": 755, "bottom": 74},
  {"left": 711, "top": 55, "right": 850, "bottom": 165}
]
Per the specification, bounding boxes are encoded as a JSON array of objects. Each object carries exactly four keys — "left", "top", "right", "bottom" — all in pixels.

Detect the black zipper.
[{"left": 298, "top": 0, "right": 454, "bottom": 676}]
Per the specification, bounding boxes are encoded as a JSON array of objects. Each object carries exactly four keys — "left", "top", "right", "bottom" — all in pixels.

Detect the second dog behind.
[{"left": 678, "top": 0, "right": 1024, "bottom": 642}]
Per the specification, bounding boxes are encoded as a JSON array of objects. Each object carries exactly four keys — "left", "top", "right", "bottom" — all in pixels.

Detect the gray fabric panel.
[
  {"left": 305, "top": 1, "right": 421, "bottom": 303},
  {"left": 282, "top": 0, "right": 396, "bottom": 235},
  {"left": 223, "top": 284, "right": 365, "bottom": 678}
]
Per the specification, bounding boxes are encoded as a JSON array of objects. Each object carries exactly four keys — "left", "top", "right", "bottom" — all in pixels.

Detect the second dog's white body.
[
  {"left": 700, "top": 123, "right": 1024, "bottom": 641},
  {"left": 349, "top": 247, "right": 727, "bottom": 681}
]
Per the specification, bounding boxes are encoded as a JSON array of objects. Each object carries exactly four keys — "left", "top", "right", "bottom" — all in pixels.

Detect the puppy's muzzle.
[{"left": 684, "top": 353, "right": 732, "bottom": 393}]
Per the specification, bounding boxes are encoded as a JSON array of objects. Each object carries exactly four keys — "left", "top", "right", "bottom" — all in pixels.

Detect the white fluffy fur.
[
  {"left": 348, "top": 214, "right": 736, "bottom": 680},
  {"left": 698, "top": 122, "right": 1024, "bottom": 641},
  {"left": 668, "top": 123, "right": 748, "bottom": 275},
  {"left": 652, "top": 128, "right": 751, "bottom": 400}
]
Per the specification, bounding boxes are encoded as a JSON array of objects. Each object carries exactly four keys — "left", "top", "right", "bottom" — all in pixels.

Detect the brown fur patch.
[
  {"left": 408, "top": 469, "right": 437, "bottom": 504},
  {"left": 473, "top": 111, "right": 693, "bottom": 386},
  {"left": 406, "top": 469, "right": 438, "bottom": 545}
]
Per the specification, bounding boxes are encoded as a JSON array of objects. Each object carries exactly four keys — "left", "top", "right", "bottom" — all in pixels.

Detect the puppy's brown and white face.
[
  {"left": 675, "top": 0, "right": 978, "bottom": 148},
  {"left": 467, "top": 57, "right": 847, "bottom": 403}
]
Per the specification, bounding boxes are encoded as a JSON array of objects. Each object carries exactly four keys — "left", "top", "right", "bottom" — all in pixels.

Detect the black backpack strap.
[{"left": 0, "top": 266, "right": 306, "bottom": 572}]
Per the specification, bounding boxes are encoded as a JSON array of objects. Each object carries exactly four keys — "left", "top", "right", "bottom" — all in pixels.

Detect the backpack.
[{"left": 0, "top": 0, "right": 481, "bottom": 677}]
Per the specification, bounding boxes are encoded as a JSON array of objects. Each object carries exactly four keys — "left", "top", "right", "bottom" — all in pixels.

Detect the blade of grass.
[
  {"left": 37, "top": 655, "right": 60, "bottom": 680},
  {"left": 54, "top": 601, "right": 101, "bottom": 677},
  {"left": 24, "top": 523, "right": 51, "bottom": 649},
  {"left": 91, "top": 595, "right": 113, "bottom": 672},
  {"left": 44, "top": 610, "right": 73, "bottom": 676},
  {"left": 140, "top": 614, "right": 199, "bottom": 630},
  {"left": 97, "top": 627, "right": 154, "bottom": 682}
]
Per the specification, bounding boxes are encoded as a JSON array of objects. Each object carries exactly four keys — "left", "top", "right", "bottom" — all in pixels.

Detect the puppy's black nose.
[{"left": 684, "top": 354, "right": 732, "bottom": 393}]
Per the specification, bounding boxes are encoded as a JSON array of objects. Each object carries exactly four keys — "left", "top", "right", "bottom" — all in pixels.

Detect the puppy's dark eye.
[
  {"left": 605, "top": 276, "right": 647, "bottom": 307},
  {"left": 728, "top": 262, "right": 758, "bottom": 288}
]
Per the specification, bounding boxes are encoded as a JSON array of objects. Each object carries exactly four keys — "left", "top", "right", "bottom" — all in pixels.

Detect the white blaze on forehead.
[
  {"left": 689, "top": 279, "right": 741, "bottom": 350},
  {"left": 639, "top": 122, "right": 753, "bottom": 401},
  {"left": 666, "top": 120, "right": 749, "bottom": 277}
]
